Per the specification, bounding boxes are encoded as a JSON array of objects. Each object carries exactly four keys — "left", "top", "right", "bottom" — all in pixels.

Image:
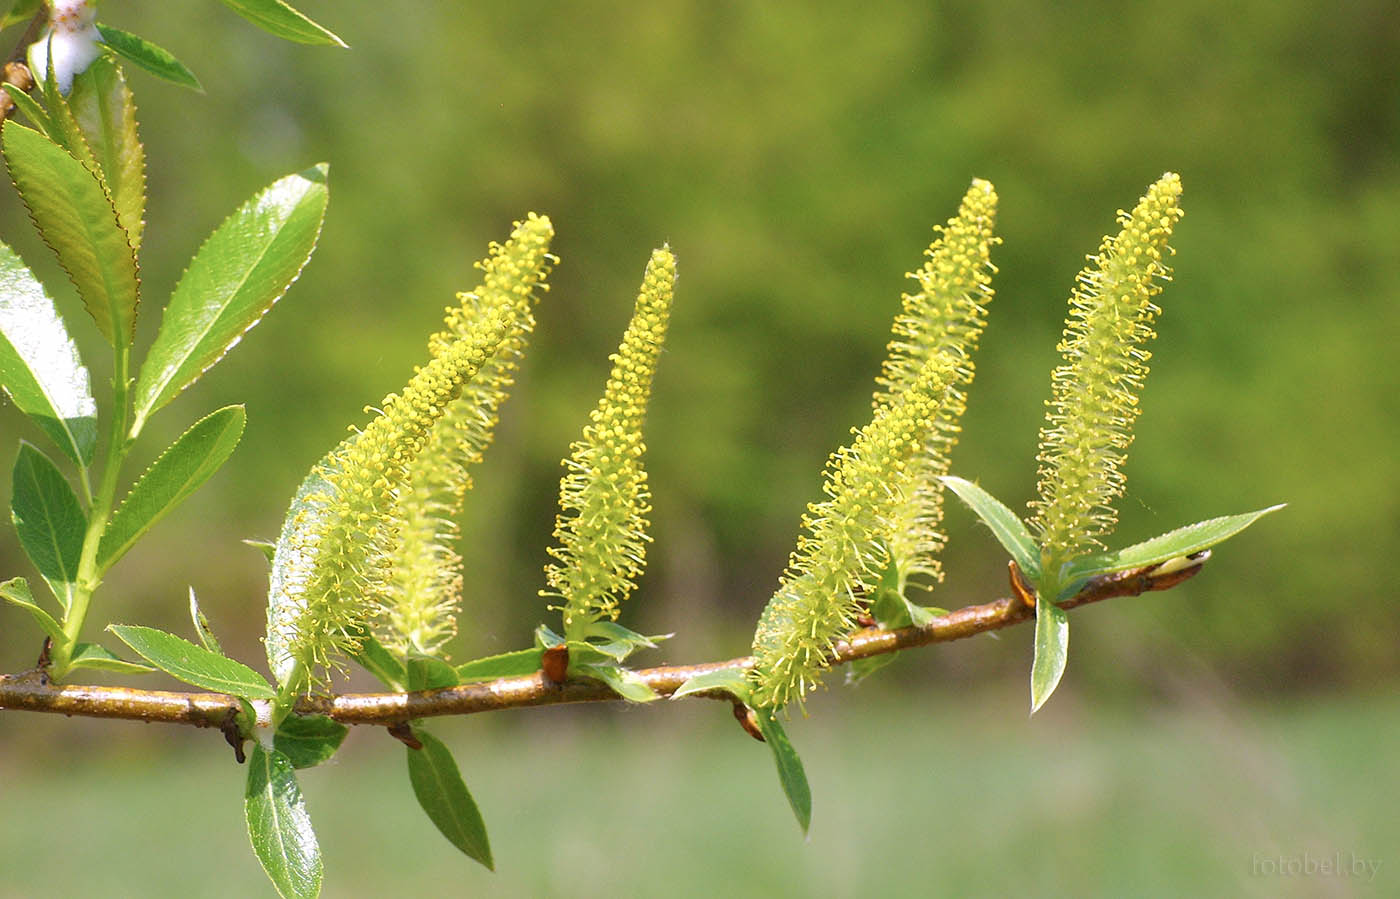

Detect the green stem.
[
  {"left": 271, "top": 659, "right": 308, "bottom": 730},
  {"left": 50, "top": 344, "right": 131, "bottom": 679}
]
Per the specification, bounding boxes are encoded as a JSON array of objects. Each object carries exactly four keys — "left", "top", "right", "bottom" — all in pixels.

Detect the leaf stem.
[{"left": 51, "top": 343, "right": 132, "bottom": 678}]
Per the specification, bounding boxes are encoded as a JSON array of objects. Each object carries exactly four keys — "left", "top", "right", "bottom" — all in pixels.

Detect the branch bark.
[{"left": 0, "top": 560, "right": 1200, "bottom": 730}]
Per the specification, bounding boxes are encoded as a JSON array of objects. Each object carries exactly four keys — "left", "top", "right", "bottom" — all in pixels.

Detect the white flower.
[{"left": 28, "top": 1, "right": 101, "bottom": 94}]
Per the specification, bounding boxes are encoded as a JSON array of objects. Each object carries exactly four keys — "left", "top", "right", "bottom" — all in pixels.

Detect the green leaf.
[
  {"left": 95, "top": 25, "right": 203, "bottom": 92},
  {"left": 108, "top": 624, "right": 275, "bottom": 698},
  {"left": 579, "top": 619, "right": 669, "bottom": 661},
  {"left": 346, "top": 626, "right": 406, "bottom": 690},
  {"left": 1, "top": 0, "right": 42, "bottom": 30},
  {"left": 406, "top": 727, "right": 493, "bottom": 870},
  {"left": 1064, "top": 505, "right": 1286, "bottom": 582},
  {"left": 846, "top": 652, "right": 899, "bottom": 684},
  {"left": 573, "top": 662, "right": 660, "bottom": 702},
  {"left": 275, "top": 714, "right": 347, "bottom": 769},
  {"left": 533, "top": 623, "right": 564, "bottom": 649},
  {"left": 939, "top": 476, "right": 1041, "bottom": 581},
  {"left": 67, "top": 55, "right": 146, "bottom": 250},
  {"left": 189, "top": 586, "right": 224, "bottom": 655},
  {"left": 132, "top": 164, "right": 328, "bottom": 430},
  {"left": 1, "top": 120, "right": 139, "bottom": 346},
  {"left": 0, "top": 240, "right": 97, "bottom": 465},
  {"left": 406, "top": 654, "right": 460, "bottom": 690},
  {"left": 11, "top": 441, "right": 85, "bottom": 610},
  {"left": 97, "top": 405, "right": 246, "bottom": 571},
  {"left": 1029, "top": 595, "right": 1069, "bottom": 715},
  {"left": 67, "top": 642, "right": 155, "bottom": 674},
  {"left": 455, "top": 648, "right": 542, "bottom": 682},
  {"left": 670, "top": 667, "right": 751, "bottom": 702},
  {"left": 753, "top": 708, "right": 812, "bottom": 835},
  {"left": 0, "top": 576, "right": 64, "bottom": 641},
  {"left": 244, "top": 538, "right": 277, "bottom": 565},
  {"left": 218, "top": 0, "right": 348, "bottom": 47},
  {"left": 245, "top": 743, "right": 322, "bottom": 899},
  {"left": 35, "top": 71, "right": 98, "bottom": 172},
  {"left": 1, "top": 82, "right": 50, "bottom": 139}
]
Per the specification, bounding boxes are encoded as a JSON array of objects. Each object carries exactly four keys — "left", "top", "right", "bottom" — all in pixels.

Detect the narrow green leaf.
[
  {"left": 0, "top": 240, "right": 97, "bottom": 464},
  {"left": 455, "top": 648, "right": 542, "bottom": 682},
  {"left": 189, "top": 586, "right": 224, "bottom": 654},
  {"left": 578, "top": 620, "right": 670, "bottom": 662},
  {"left": 68, "top": 55, "right": 147, "bottom": 250},
  {"left": 1064, "top": 505, "right": 1286, "bottom": 582},
  {"left": 97, "top": 405, "right": 246, "bottom": 571},
  {"left": 2, "top": 82, "right": 51, "bottom": 136},
  {"left": 275, "top": 715, "right": 347, "bottom": 769},
  {"left": 845, "top": 653, "right": 898, "bottom": 685},
  {"left": 108, "top": 624, "right": 275, "bottom": 698},
  {"left": 753, "top": 708, "right": 812, "bottom": 835},
  {"left": 406, "top": 727, "right": 493, "bottom": 870},
  {"left": 939, "top": 476, "right": 1041, "bottom": 581},
  {"left": 574, "top": 662, "right": 660, "bottom": 702},
  {"left": 132, "top": 164, "right": 328, "bottom": 429},
  {"left": 0, "top": 576, "right": 64, "bottom": 641},
  {"left": 244, "top": 538, "right": 277, "bottom": 565},
  {"left": 406, "top": 654, "right": 460, "bottom": 690},
  {"left": 2, "top": 120, "right": 139, "bottom": 346},
  {"left": 67, "top": 642, "right": 155, "bottom": 673},
  {"left": 36, "top": 71, "right": 97, "bottom": 172},
  {"left": 95, "top": 25, "right": 204, "bottom": 92},
  {"left": 11, "top": 441, "right": 85, "bottom": 610},
  {"left": 670, "top": 667, "right": 751, "bottom": 702},
  {"left": 347, "top": 626, "right": 406, "bottom": 690},
  {"left": 218, "top": 0, "right": 348, "bottom": 47},
  {"left": 534, "top": 623, "right": 564, "bottom": 649},
  {"left": 245, "top": 743, "right": 322, "bottom": 899},
  {"left": 1029, "top": 595, "right": 1069, "bottom": 715}
]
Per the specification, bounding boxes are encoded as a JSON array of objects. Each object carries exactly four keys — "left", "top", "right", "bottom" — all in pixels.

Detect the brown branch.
[{"left": 0, "top": 560, "right": 1201, "bottom": 730}]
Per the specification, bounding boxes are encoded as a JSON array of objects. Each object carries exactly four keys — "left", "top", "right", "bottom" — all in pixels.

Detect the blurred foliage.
[{"left": 1, "top": 0, "right": 1396, "bottom": 692}]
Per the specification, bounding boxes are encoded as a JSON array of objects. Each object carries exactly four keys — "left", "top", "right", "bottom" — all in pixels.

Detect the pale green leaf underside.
[
  {"left": 246, "top": 743, "right": 323, "bottom": 899},
  {"left": 574, "top": 662, "right": 660, "bottom": 702},
  {"left": 1065, "top": 504, "right": 1285, "bottom": 581},
  {"left": 940, "top": 476, "right": 1041, "bottom": 581},
  {"left": 0, "top": 240, "right": 97, "bottom": 465},
  {"left": 96, "top": 25, "right": 204, "bottom": 91},
  {"left": 218, "top": 0, "right": 348, "bottom": 47},
  {"left": 133, "top": 164, "right": 328, "bottom": 430},
  {"left": 0, "top": 576, "right": 64, "bottom": 641},
  {"left": 407, "top": 727, "right": 494, "bottom": 870},
  {"left": 670, "top": 667, "right": 751, "bottom": 702},
  {"left": 108, "top": 624, "right": 275, "bottom": 698},
  {"left": 2, "top": 120, "right": 139, "bottom": 346},
  {"left": 1030, "top": 595, "right": 1069, "bottom": 714},
  {"left": 67, "top": 642, "right": 155, "bottom": 674},
  {"left": 754, "top": 708, "right": 812, "bottom": 835},
  {"left": 98, "top": 405, "right": 246, "bottom": 571}
]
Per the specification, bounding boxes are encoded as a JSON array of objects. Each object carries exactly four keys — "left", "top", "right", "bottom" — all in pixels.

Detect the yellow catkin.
[
  {"left": 543, "top": 248, "right": 676, "bottom": 643},
  {"left": 1030, "top": 174, "right": 1184, "bottom": 577},
  {"left": 873, "top": 179, "right": 998, "bottom": 597},
  {"left": 379, "top": 215, "right": 555, "bottom": 657}
]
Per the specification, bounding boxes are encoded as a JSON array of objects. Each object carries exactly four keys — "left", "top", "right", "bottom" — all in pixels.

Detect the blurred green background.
[{"left": 1, "top": 1, "right": 1396, "bottom": 895}]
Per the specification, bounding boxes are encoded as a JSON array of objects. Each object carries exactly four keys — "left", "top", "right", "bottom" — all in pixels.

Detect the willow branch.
[{"left": 0, "top": 561, "right": 1201, "bottom": 730}]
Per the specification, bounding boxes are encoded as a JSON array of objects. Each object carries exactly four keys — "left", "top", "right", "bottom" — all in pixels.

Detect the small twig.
[
  {"left": 0, "top": 560, "right": 1203, "bottom": 729},
  {"left": 0, "top": 11, "right": 44, "bottom": 123}
]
